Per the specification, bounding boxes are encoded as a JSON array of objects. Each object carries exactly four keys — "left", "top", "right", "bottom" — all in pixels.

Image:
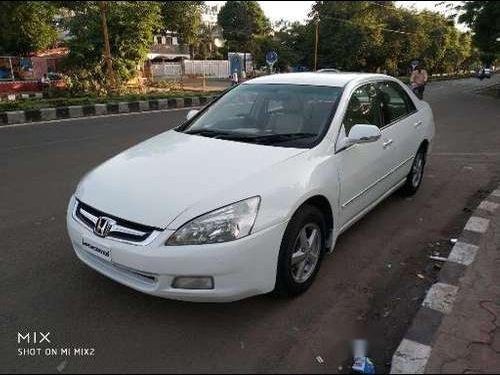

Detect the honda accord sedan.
[{"left": 67, "top": 72, "right": 434, "bottom": 302}]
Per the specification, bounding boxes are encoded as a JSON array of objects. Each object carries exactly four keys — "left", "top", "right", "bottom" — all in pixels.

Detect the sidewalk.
[{"left": 425, "top": 192, "right": 500, "bottom": 373}]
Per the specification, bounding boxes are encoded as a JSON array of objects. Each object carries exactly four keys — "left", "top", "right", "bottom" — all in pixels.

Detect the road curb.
[
  {"left": 0, "top": 95, "right": 217, "bottom": 126},
  {"left": 390, "top": 186, "right": 500, "bottom": 374}
]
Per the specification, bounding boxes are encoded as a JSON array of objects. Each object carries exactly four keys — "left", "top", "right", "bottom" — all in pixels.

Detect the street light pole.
[
  {"left": 314, "top": 19, "right": 319, "bottom": 71},
  {"left": 99, "top": 1, "right": 114, "bottom": 91}
]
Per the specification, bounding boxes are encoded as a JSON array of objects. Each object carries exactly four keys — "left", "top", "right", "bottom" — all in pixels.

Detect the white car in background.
[{"left": 67, "top": 72, "right": 434, "bottom": 302}]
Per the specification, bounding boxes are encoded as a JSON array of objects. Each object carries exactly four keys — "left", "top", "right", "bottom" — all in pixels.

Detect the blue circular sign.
[{"left": 266, "top": 51, "right": 278, "bottom": 65}]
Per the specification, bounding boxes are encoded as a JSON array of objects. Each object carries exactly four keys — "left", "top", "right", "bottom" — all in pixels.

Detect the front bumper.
[{"left": 66, "top": 197, "right": 287, "bottom": 302}]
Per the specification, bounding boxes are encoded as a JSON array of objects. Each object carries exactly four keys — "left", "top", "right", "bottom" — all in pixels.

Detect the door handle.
[
  {"left": 382, "top": 139, "right": 393, "bottom": 149},
  {"left": 414, "top": 120, "right": 423, "bottom": 128}
]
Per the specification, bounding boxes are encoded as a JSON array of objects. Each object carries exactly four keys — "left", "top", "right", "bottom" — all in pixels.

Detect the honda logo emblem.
[{"left": 94, "top": 216, "right": 115, "bottom": 237}]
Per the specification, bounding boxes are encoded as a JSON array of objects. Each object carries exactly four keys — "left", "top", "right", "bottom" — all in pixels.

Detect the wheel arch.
[
  {"left": 419, "top": 139, "right": 430, "bottom": 161},
  {"left": 293, "top": 194, "right": 335, "bottom": 248},
  {"left": 419, "top": 139, "right": 429, "bottom": 152}
]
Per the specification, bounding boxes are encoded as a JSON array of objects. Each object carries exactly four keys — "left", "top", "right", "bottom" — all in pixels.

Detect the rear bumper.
[{"left": 66, "top": 196, "right": 287, "bottom": 302}]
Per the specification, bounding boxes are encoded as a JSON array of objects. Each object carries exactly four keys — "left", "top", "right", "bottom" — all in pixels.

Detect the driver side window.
[{"left": 343, "top": 84, "right": 381, "bottom": 134}]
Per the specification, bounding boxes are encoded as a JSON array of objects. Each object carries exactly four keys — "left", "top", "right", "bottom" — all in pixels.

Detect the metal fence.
[
  {"left": 150, "top": 63, "right": 183, "bottom": 81},
  {"left": 150, "top": 60, "right": 230, "bottom": 82},
  {"left": 184, "top": 60, "right": 229, "bottom": 78}
]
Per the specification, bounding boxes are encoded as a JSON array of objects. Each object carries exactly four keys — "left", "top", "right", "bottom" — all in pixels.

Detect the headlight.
[{"left": 166, "top": 196, "right": 261, "bottom": 246}]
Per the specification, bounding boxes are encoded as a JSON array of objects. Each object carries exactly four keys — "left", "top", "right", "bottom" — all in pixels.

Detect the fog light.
[{"left": 172, "top": 276, "right": 214, "bottom": 290}]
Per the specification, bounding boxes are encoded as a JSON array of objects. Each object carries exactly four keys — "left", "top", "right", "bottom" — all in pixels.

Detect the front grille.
[{"left": 74, "top": 200, "right": 160, "bottom": 245}]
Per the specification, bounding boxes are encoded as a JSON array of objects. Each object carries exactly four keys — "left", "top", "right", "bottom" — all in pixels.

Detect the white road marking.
[
  {"left": 464, "top": 216, "right": 490, "bottom": 233},
  {"left": 422, "top": 282, "right": 459, "bottom": 314},
  {"left": 391, "top": 339, "right": 432, "bottom": 374},
  {"left": 492, "top": 189, "right": 500, "bottom": 198},
  {"left": 448, "top": 242, "right": 479, "bottom": 266},
  {"left": 478, "top": 200, "right": 499, "bottom": 213}
]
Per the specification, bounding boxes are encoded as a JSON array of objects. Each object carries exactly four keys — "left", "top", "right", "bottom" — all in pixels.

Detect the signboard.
[
  {"left": 228, "top": 52, "right": 253, "bottom": 76},
  {"left": 410, "top": 59, "right": 420, "bottom": 71},
  {"left": 266, "top": 51, "right": 278, "bottom": 65},
  {"left": 266, "top": 51, "right": 278, "bottom": 74}
]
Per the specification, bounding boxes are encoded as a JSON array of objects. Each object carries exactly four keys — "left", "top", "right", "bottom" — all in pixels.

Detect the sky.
[{"left": 206, "top": 1, "right": 466, "bottom": 30}]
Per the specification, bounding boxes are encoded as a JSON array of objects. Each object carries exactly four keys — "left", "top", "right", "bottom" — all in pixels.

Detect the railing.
[
  {"left": 184, "top": 60, "right": 229, "bottom": 78},
  {"left": 150, "top": 63, "right": 183, "bottom": 80},
  {"left": 150, "top": 60, "right": 230, "bottom": 81}
]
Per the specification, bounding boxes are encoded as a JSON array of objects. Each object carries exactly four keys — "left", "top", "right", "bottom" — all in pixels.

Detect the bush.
[{"left": 0, "top": 90, "right": 221, "bottom": 112}]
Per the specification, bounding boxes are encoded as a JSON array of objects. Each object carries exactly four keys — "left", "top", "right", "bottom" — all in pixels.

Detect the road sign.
[
  {"left": 410, "top": 59, "right": 420, "bottom": 71},
  {"left": 266, "top": 51, "right": 278, "bottom": 65}
]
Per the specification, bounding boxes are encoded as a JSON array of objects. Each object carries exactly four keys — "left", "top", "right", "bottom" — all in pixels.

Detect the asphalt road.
[{"left": 1, "top": 77, "right": 500, "bottom": 373}]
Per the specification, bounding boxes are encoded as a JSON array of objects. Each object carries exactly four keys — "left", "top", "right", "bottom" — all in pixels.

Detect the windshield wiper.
[
  {"left": 185, "top": 129, "right": 238, "bottom": 138},
  {"left": 236, "top": 133, "right": 318, "bottom": 144},
  {"left": 185, "top": 130, "right": 317, "bottom": 145}
]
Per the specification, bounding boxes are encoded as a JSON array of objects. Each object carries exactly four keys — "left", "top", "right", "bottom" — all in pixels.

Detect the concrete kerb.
[
  {"left": 390, "top": 185, "right": 500, "bottom": 374},
  {"left": 0, "top": 95, "right": 214, "bottom": 125}
]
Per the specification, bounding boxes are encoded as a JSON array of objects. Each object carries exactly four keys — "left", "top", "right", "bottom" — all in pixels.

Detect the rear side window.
[
  {"left": 377, "top": 81, "right": 416, "bottom": 126},
  {"left": 343, "top": 83, "right": 382, "bottom": 133}
]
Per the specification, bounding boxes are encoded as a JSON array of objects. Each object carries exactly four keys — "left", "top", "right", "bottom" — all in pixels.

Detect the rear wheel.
[
  {"left": 274, "top": 205, "right": 326, "bottom": 297},
  {"left": 400, "top": 147, "right": 426, "bottom": 196}
]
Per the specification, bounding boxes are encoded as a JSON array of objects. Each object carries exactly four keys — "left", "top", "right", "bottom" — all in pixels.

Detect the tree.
[
  {"left": 0, "top": 1, "right": 59, "bottom": 55},
  {"left": 160, "top": 1, "right": 204, "bottom": 58},
  {"left": 196, "top": 23, "right": 223, "bottom": 60},
  {"left": 307, "top": 1, "right": 473, "bottom": 74},
  {"left": 458, "top": 1, "right": 499, "bottom": 65},
  {"left": 310, "top": 1, "right": 385, "bottom": 71},
  {"left": 217, "top": 1, "right": 270, "bottom": 58},
  {"left": 254, "top": 21, "right": 313, "bottom": 71},
  {"left": 62, "top": 1, "right": 161, "bottom": 94}
]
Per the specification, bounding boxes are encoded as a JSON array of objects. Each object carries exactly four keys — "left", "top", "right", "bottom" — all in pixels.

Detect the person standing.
[
  {"left": 410, "top": 65, "right": 428, "bottom": 99},
  {"left": 39, "top": 73, "right": 51, "bottom": 95},
  {"left": 478, "top": 66, "right": 486, "bottom": 80},
  {"left": 231, "top": 70, "right": 239, "bottom": 86}
]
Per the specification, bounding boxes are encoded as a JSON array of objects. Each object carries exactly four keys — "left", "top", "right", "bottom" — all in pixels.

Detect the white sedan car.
[{"left": 67, "top": 73, "right": 434, "bottom": 302}]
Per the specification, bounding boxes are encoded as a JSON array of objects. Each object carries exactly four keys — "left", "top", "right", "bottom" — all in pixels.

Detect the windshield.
[{"left": 177, "top": 83, "right": 343, "bottom": 148}]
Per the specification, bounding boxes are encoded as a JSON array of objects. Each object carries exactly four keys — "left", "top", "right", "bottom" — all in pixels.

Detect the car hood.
[{"left": 76, "top": 130, "right": 307, "bottom": 228}]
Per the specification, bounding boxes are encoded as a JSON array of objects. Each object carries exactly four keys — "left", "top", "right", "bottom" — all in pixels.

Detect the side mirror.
[
  {"left": 347, "top": 124, "right": 381, "bottom": 145},
  {"left": 186, "top": 109, "right": 199, "bottom": 121}
]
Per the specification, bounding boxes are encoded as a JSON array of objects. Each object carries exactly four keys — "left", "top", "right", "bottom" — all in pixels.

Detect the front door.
[{"left": 336, "top": 83, "right": 397, "bottom": 227}]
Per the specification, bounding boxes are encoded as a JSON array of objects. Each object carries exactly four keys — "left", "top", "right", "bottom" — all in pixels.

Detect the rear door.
[{"left": 375, "top": 80, "right": 420, "bottom": 183}]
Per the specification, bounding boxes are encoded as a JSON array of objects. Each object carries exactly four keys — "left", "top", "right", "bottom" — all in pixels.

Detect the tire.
[
  {"left": 400, "top": 147, "right": 426, "bottom": 196},
  {"left": 274, "top": 205, "right": 326, "bottom": 297}
]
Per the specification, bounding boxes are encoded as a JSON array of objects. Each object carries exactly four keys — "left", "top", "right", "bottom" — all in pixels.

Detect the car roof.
[{"left": 244, "top": 72, "right": 389, "bottom": 87}]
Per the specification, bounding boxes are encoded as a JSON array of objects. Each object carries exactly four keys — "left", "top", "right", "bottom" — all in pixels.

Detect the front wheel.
[
  {"left": 400, "top": 148, "right": 426, "bottom": 196},
  {"left": 274, "top": 205, "right": 326, "bottom": 297}
]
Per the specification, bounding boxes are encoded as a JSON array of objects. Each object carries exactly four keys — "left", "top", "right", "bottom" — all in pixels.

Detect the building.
[
  {"left": 148, "top": 31, "right": 190, "bottom": 62},
  {"left": 0, "top": 47, "right": 68, "bottom": 82},
  {"left": 202, "top": 3, "right": 221, "bottom": 26},
  {"left": 200, "top": 4, "right": 225, "bottom": 56}
]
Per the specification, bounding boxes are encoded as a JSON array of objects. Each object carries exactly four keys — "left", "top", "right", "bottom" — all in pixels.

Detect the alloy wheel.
[
  {"left": 290, "top": 223, "right": 322, "bottom": 283},
  {"left": 411, "top": 152, "right": 424, "bottom": 188}
]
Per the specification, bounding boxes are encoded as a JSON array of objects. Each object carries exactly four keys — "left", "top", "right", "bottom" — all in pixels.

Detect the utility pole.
[
  {"left": 314, "top": 19, "right": 319, "bottom": 71},
  {"left": 99, "top": 1, "right": 114, "bottom": 91}
]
